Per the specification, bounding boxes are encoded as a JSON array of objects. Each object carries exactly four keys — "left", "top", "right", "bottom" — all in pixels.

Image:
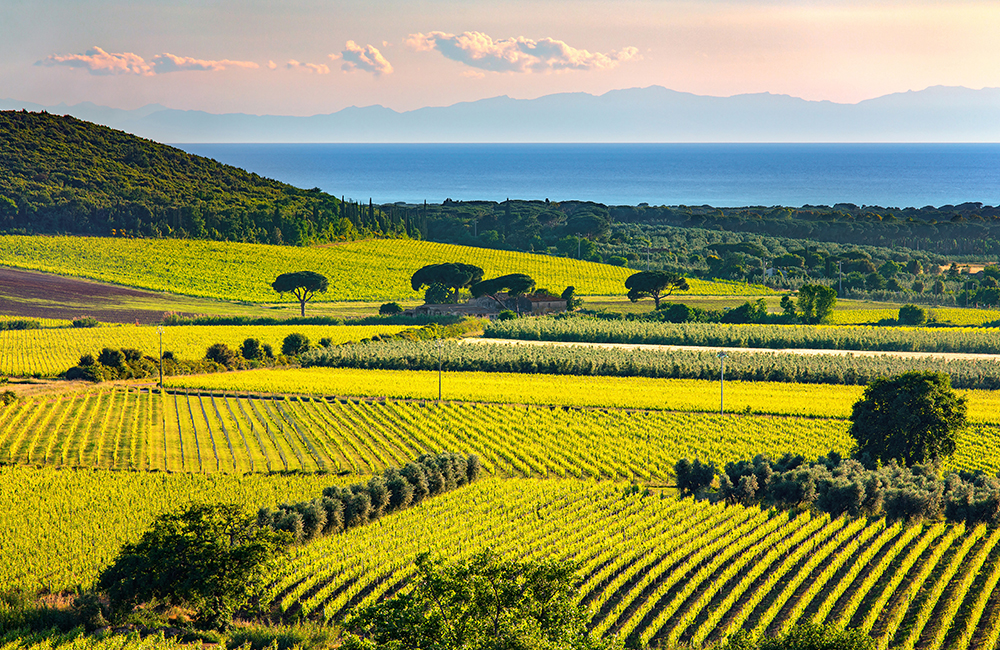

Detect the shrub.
[
  {"left": 675, "top": 458, "right": 716, "bottom": 495},
  {"left": 318, "top": 337, "right": 333, "bottom": 347},
  {"left": 282, "top": 332, "right": 311, "bottom": 356},
  {"left": 379, "top": 302, "right": 403, "bottom": 315},
  {"left": 206, "top": 342, "right": 239, "bottom": 368},
  {"left": 496, "top": 310, "right": 517, "bottom": 321},
  {"left": 241, "top": 338, "right": 263, "bottom": 360},
  {"left": 898, "top": 304, "right": 927, "bottom": 326},
  {"left": 97, "top": 347, "right": 125, "bottom": 368},
  {"left": 72, "top": 316, "right": 99, "bottom": 328}
]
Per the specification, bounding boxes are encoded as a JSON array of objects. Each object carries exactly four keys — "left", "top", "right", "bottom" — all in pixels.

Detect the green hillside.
[
  {"left": 0, "top": 235, "right": 770, "bottom": 301},
  {"left": 0, "top": 111, "right": 406, "bottom": 244}
]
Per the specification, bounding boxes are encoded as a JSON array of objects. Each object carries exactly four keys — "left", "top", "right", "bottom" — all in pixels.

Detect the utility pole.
[
  {"left": 436, "top": 338, "right": 443, "bottom": 402},
  {"left": 838, "top": 260, "right": 843, "bottom": 295},
  {"left": 717, "top": 351, "right": 727, "bottom": 415},
  {"left": 157, "top": 325, "right": 164, "bottom": 388}
]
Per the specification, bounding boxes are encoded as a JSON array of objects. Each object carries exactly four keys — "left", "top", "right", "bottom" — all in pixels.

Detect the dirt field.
[{"left": 0, "top": 266, "right": 184, "bottom": 323}]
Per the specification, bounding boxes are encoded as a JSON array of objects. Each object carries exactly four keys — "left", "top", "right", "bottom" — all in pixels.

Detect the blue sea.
[{"left": 174, "top": 143, "right": 1000, "bottom": 208}]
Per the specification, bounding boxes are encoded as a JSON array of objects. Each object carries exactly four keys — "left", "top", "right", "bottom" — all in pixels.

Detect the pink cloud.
[
  {"left": 405, "top": 32, "right": 639, "bottom": 73},
  {"left": 36, "top": 46, "right": 151, "bottom": 75},
  {"left": 151, "top": 53, "right": 258, "bottom": 73},
  {"left": 333, "top": 41, "right": 393, "bottom": 76},
  {"left": 286, "top": 60, "right": 331, "bottom": 74}
]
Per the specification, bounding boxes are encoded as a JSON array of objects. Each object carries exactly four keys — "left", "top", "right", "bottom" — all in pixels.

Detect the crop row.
[
  {"left": 0, "top": 324, "right": 407, "bottom": 376},
  {"left": 5, "top": 387, "right": 1000, "bottom": 478},
  {"left": 0, "top": 236, "right": 766, "bottom": 303},
  {"left": 0, "top": 630, "right": 195, "bottom": 650},
  {"left": 486, "top": 314, "right": 1000, "bottom": 353},
  {"left": 302, "top": 337, "right": 1000, "bottom": 389},
  {"left": 270, "top": 478, "right": 1000, "bottom": 650},
  {"left": 167, "top": 366, "right": 1000, "bottom": 424}
]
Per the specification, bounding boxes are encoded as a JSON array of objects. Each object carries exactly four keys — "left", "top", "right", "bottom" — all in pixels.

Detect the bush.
[
  {"left": 675, "top": 458, "right": 716, "bottom": 495},
  {"left": 72, "top": 316, "right": 99, "bottom": 328},
  {"left": 206, "top": 342, "right": 239, "bottom": 368},
  {"left": 97, "top": 347, "right": 125, "bottom": 368},
  {"left": 379, "top": 302, "right": 403, "bottom": 315},
  {"left": 898, "top": 304, "right": 927, "bottom": 326},
  {"left": 241, "top": 338, "right": 263, "bottom": 360},
  {"left": 282, "top": 332, "right": 311, "bottom": 356},
  {"left": 496, "top": 310, "right": 517, "bottom": 321}
]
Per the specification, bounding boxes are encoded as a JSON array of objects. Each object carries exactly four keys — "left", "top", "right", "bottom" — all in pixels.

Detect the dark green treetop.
[
  {"left": 411, "top": 263, "right": 485, "bottom": 303},
  {"left": 625, "top": 270, "right": 689, "bottom": 308},
  {"left": 272, "top": 270, "right": 329, "bottom": 316},
  {"left": 849, "top": 371, "right": 967, "bottom": 467}
]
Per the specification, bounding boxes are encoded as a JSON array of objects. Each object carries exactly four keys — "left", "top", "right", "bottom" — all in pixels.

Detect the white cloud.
[
  {"left": 151, "top": 53, "right": 258, "bottom": 73},
  {"left": 404, "top": 31, "right": 640, "bottom": 73},
  {"left": 286, "top": 60, "right": 331, "bottom": 74},
  {"left": 36, "top": 46, "right": 151, "bottom": 75},
  {"left": 333, "top": 41, "right": 393, "bottom": 76}
]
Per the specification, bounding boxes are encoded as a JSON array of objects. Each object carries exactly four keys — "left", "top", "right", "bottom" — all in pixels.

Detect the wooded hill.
[{"left": 0, "top": 111, "right": 420, "bottom": 245}]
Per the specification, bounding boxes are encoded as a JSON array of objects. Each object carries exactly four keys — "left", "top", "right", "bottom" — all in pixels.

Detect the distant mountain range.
[{"left": 3, "top": 86, "right": 999, "bottom": 143}]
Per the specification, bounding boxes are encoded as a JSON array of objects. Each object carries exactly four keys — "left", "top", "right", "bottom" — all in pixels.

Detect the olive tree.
[
  {"left": 849, "top": 371, "right": 967, "bottom": 467},
  {"left": 272, "top": 271, "right": 329, "bottom": 317}
]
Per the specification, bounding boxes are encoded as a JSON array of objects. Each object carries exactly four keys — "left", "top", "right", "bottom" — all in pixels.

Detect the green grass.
[{"left": 0, "top": 236, "right": 773, "bottom": 303}]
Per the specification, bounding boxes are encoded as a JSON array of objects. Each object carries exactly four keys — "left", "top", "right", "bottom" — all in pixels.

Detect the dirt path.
[{"left": 462, "top": 337, "right": 1000, "bottom": 362}]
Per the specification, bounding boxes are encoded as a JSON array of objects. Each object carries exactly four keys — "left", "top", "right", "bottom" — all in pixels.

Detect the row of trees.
[{"left": 258, "top": 452, "right": 481, "bottom": 544}]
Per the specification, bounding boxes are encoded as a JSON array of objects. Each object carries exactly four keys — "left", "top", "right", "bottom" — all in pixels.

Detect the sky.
[{"left": 2, "top": 0, "right": 999, "bottom": 116}]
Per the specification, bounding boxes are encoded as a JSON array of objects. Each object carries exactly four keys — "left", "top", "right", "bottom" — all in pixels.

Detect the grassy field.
[
  {"left": 0, "top": 236, "right": 772, "bottom": 303},
  {"left": 0, "top": 324, "right": 409, "bottom": 376}
]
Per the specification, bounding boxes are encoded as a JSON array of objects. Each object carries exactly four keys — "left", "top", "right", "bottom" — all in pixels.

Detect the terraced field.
[{"left": 269, "top": 478, "right": 1000, "bottom": 650}]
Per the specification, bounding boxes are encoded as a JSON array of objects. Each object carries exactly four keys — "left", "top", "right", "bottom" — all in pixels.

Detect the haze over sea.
[{"left": 175, "top": 143, "right": 1000, "bottom": 208}]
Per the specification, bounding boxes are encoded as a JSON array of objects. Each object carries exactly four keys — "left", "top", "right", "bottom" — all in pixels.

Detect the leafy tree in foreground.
[
  {"left": 411, "top": 263, "right": 485, "bottom": 303},
  {"left": 849, "top": 371, "right": 967, "bottom": 467},
  {"left": 343, "top": 549, "right": 618, "bottom": 650},
  {"left": 625, "top": 271, "right": 689, "bottom": 308},
  {"left": 272, "top": 271, "right": 329, "bottom": 317},
  {"left": 98, "top": 503, "right": 290, "bottom": 629}
]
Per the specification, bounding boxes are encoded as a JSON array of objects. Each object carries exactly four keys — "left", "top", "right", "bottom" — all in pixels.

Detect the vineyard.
[
  {"left": 0, "top": 387, "right": 857, "bottom": 476},
  {"left": 4, "top": 386, "right": 1000, "bottom": 478},
  {"left": 0, "top": 324, "right": 408, "bottom": 376},
  {"left": 165, "top": 366, "right": 1000, "bottom": 423},
  {"left": 0, "top": 235, "right": 770, "bottom": 302},
  {"left": 268, "top": 478, "right": 1000, "bottom": 650},
  {"left": 485, "top": 315, "right": 1000, "bottom": 354},
  {"left": 0, "top": 465, "right": 346, "bottom": 593},
  {"left": 302, "top": 337, "right": 1000, "bottom": 389}
]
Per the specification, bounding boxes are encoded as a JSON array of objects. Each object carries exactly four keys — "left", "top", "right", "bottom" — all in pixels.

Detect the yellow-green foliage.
[
  {"left": 829, "top": 306, "right": 1000, "bottom": 327},
  {"left": 6, "top": 383, "right": 999, "bottom": 478},
  {"left": 166, "top": 366, "right": 1000, "bottom": 423},
  {"left": 0, "top": 465, "right": 348, "bottom": 593},
  {"left": 0, "top": 631, "right": 199, "bottom": 650},
  {"left": 0, "top": 236, "right": 771, "bottom": 302},
  {"left": 0, "top": 324, "right": 407, "bottom": 376},
  {"left": 269, "top": 478, "right": 1000, "bottom": 650},
  {"left": 0, "top": 387, "right": 855, "bottom": 477}
]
